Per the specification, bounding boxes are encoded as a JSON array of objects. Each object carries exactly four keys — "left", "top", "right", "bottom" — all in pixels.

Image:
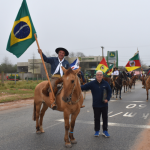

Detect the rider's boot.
[{"left": 49, "top": 91, "right": 57, "bottom": 110}]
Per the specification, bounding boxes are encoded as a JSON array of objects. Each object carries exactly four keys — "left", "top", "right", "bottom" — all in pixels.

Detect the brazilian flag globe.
[{"left": 6, "top": 0, "right": 36, "bottom": 58}]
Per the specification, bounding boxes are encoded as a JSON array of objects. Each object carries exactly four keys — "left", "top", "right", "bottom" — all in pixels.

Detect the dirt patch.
[
  {"left": 0, "top": 99, "right": 34, "bottom": 111},
  {"left": 131, "top": 122, "right": 150, "bottom": 150}
]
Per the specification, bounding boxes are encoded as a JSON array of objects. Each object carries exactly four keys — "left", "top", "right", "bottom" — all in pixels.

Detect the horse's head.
[
  {"left": 121, "top": 71, "right": 127, "bottom": 80},
  {"left": 62, "top": 67, "right": 81, "bottom": 103}
]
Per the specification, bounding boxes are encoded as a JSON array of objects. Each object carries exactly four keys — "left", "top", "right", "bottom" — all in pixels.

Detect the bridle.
[{"left": 62, "top": 74, "right": 82, "bottom": 105}]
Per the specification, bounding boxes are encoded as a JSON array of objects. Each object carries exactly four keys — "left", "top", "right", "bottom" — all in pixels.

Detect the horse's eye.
[{"left": 71, "top": 80, "right": 74, "bottom": 83}]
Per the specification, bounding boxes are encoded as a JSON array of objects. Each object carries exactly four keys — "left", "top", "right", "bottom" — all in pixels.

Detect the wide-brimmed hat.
[{"left": 55, "top": 47, "right": 69, "bottom": 56}]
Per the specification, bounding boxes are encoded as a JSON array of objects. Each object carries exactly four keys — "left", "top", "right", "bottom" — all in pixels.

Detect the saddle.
[
  {"left": 42, "top": 78, "right": 63, "bottom": 97},
  {"left": 53, "top": 78, "right": 63, "bottom": 96}
]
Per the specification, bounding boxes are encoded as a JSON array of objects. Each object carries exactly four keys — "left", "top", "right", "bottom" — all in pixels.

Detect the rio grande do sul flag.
[
  {"left": 95, "top": 57, "right": 108, "bottom": 73},
  {"left": 6, "top": 0, "right": 36, "bottom": 58},
  {"left": 125, "top": 52, "right": 141, "bottom": 72},
  {"left": 106, "top": 64, "right": 114, "bottom": 75}
]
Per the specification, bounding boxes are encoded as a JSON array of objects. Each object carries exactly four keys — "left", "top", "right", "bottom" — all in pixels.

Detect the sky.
[{"left": 0, "top": 0, "right": 150, "bottom": 66}]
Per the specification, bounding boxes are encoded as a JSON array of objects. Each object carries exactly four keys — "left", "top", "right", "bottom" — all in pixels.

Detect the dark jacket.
[
  {"left": 81, "top": 79, "right": 112, "bottom": 108},
  {"left": 42, "top": 53, "right": 70, "bottom": 75}
]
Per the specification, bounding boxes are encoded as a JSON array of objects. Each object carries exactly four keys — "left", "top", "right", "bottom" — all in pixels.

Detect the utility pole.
[{"left": 101, "top": 46, "right": 104, "bottom": 58}]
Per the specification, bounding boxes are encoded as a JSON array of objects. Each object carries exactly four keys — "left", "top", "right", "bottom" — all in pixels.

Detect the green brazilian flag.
[{"left": 6, "top": 0, "right": 36, "bottom": 58}]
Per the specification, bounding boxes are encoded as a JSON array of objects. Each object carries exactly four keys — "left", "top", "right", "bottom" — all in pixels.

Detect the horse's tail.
[{"left": 32, "top": 102, "right": 36, "bottom": 121}]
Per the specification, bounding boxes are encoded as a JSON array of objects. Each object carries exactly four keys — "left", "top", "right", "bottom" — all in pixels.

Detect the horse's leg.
[
  {"left": 64, "top": 111, "right": 72, "bottom": 148},
  {"left": 146, "top": 89, "right": 148, "bottom": 101},
  {"left": 36, "top": 102, "right": 42, "bottom": 133},
  {"left": 124, "top": 85, "right": 125, "bottom": 93},
  {"left": 39, "top": 103, "right": 48, "bottom": 133},
  {"left": 116, "top": 89, "right": 118, "bottom": 100},
  {"left": 112, "top": 87, "right": 114, "bottom": 98},
  {"left": 120, "top": 88, "right": 122, "bottom": 100},
  {"left": 69, "top": 109, "right": 80, "bottom": 144}
]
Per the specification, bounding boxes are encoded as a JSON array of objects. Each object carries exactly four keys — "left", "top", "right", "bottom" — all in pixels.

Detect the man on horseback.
[
  {"left": 111, "top": 67, "right": 119, "bottom": 86},
  {"left": 38, "top": 47, "right": 70, "bottom": 110}
]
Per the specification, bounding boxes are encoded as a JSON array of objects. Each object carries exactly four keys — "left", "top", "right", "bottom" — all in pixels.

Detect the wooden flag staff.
[{"left": 34, "top": 33, "right": 55, "bottom": 101}]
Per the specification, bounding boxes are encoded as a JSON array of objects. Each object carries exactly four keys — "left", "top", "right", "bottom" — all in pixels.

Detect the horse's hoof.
[
  {"left": 120, "top": 98, "right": 122, "bottom": 100},
  {"left": 65, "top": 143, "right": 72, "bottom": 148},
  {"left": 52, "top": 105, "right": 57, "bottom": 110},
  {"left": 71, "top": 140, "right": 77, "bottom": 144},
  {"left": 36, "top": 130, "right": 41, "bottom": 134},
  {"left": 146, "top": 100, "right": 148, "bottom": 102},
  {"left": 40, "top": 130, "right": 45, "bottom": 133},
  {"left": 81, "top": 105, "right": 85, "bottom": 108}
]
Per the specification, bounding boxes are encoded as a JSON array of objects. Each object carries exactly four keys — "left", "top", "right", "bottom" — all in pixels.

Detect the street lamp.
[{"left": 101, "top": 46, "right": 104, "bottom": 58}]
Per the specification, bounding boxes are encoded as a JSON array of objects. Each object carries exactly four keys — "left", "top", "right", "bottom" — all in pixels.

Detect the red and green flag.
[
  {"left": 106, "top": 64, "right": 114, "bottom": 75},
  {"left": 95, "top": 57, "right": 108, "bottom": 73},
  {"left": 125, "top": 52, "right": 141, "bottom": 72},
  {"left": 6, "top": 0, "right": 36, "bottom": 58}
]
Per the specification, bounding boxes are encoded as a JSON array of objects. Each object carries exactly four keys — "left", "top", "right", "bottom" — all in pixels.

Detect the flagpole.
[{"left": 34, "top": 33, "right": 55, "bottom": 101}]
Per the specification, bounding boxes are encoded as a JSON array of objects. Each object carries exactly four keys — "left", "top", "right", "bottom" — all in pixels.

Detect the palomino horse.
[
  {"left": 145, "top": 76, "right": 150, "bottom": 100},
  {"left": 33, "top": 67, "right": 84, "bottom": 148}
]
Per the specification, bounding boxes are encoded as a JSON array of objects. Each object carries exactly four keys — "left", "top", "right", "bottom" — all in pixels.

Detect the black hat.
[{"left": 55, "top": 47, "right": 69, "bottom": 56}]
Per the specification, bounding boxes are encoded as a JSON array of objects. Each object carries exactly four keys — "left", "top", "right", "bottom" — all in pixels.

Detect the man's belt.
[{"left": 52, "top": 74, "right": 61, "bottom": 78}]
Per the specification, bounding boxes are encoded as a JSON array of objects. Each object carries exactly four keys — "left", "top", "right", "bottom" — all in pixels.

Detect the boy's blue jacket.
[{"left": 81, "top": 79, "right": 112, "bottom": 108}]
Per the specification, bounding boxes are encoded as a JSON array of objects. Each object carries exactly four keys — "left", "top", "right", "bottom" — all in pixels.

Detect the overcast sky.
[{"left": 0, "top": 0, "right": 150, "bottom": 66}]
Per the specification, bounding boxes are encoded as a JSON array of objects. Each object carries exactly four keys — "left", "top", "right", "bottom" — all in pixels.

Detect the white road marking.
[
  {"left": 139, "top": 104, "right": 147, "bottom": 109},
  {"left": 131, "top": 101, "right": 146, "bottom": 103},
  {"left": 142, "top": 113, "right": 149, "bottom": 119},
  {"left": 123, "top": 112, "right": 137, "bottom": 117},
  {"left": 109, "top": 112, "right": 123, "bottom": 117},
  {"left": 126, "top": 104, "right": 136, "bottom": 109},
  {"left": 108, "top": 111, "right": 113, "bottom": 115},
  {"left": 56, "top": 119, "right": 150, "bottom": 129},
  {"left": 44, "top": 122, "right": 63, "bottom": 130}
]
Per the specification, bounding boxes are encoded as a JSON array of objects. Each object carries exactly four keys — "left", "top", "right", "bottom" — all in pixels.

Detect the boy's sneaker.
[
  {"left": 102, "top": 131, "right": 110, "bottom": 137},
  {"left": 94, "top": 131, "right": 100, "bottom": 137}
]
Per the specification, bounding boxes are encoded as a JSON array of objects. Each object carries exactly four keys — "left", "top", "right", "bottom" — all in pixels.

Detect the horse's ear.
[
  {"left": 61, "top": 66, "right": 67, "bottom": 74},
  {"left": 74, "top": 67, "right": 81, "bottom": 74}
]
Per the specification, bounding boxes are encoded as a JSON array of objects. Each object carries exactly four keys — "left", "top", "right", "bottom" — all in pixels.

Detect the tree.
[
  {"left": 140, "top": 59, "right": 149, "bottom": 70},
  {"left": 69, "top": 52, "right": 75, "bottom": 57},
  {"left": 29, "top": 53, "right": 40, "bottom": 78},
  {"left": 0, "top": 57, "right": 17, "bottom": 73},
  {"left": 76, "top": 52, "right": 85, "bottom": 57}
]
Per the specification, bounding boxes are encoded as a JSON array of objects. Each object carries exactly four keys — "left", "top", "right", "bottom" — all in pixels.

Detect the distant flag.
[
  {"left": 70, "top": 58, "right": 80, "bottom": 70},
  {"left": 125, "top": 52, "right": 141, "bottom": 72},
  {"left": 95, "top": 57, "right": 108, "bottom": 73},
  {"left": 6, "top": 0, "right": 36, "bottom": 58},
  {"left": 106, "top": 64, "right": 114, "bottom": 75}
]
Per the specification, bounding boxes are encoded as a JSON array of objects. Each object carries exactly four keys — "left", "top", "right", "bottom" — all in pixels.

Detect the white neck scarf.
[{"left": 53, "top": 58, "right": 64, "bottom": 77}]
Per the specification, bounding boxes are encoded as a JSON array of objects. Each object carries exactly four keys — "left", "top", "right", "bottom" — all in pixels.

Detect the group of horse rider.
[{"left": 38, "top": 47, "right": 86, "bottom": 110}]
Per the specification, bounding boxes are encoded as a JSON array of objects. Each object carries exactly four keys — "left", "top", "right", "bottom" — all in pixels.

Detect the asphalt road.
[{"left": 0, "top": 81, "right": 150, "bottom": 150}]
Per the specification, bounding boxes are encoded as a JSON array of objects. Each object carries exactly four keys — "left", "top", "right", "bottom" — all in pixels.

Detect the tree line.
[{"left": 0, "top": 57, "right": 17, "bottom": 73}]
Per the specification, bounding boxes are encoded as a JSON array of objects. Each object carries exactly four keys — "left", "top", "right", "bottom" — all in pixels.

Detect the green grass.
[{"left": 0, "top": 80, "right": 44, "bottom": 103}]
